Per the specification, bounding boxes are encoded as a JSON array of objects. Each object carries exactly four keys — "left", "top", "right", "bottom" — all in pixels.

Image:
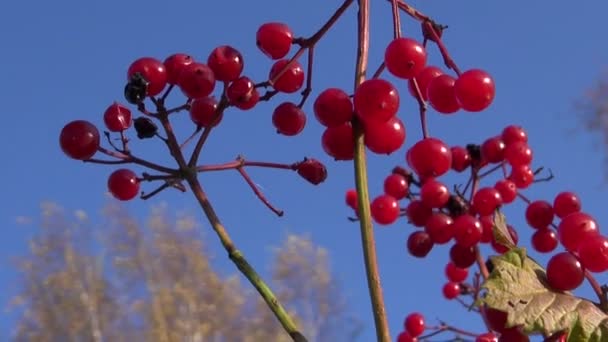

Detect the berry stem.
[
  {"left": 477, "top": 163, "right": 505, "bottom": 179},
  {"left": 371, "top": 62, "right": 386, "bottom": 79},
  {"left": 393, "top": 0, "right": 430, "bottom": 21},
  {"left": 353, "top": 1, "right": 391, "bottom": 341},
  {"left": 196, "top": 158, "right": 297, "bottom": 172},
  {"left": 419, "top": 322, "right": 480, "bottom": 339},
  {"left": 422, "top": 21, "right": 462, "bottom": 75},
  {"left": 297, "top": 47, "right": 315, "bottom": 108},
  {"left": 390, "top": 0, "right": 402, "bottom": 39},
  {"left": 584, "top": 270, "right": 608, "bottom": 313},
  {"left": 236, "top": 167, "right": 284, "bottom": 216},
  {"left": 409, "top": 78, "right": 429, "bottom": 138},
  {"left": 188, "top": 94, "right": 229, "bottom": 167},
  {"left": 180, "top": 126, "right": 203, "bottom": 150},
  {"left": 96, "top": 146, "right": 177, "bottom": 174}
]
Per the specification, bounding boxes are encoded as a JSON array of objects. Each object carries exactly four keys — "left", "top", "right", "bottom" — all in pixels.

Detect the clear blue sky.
[{"left": 1, "top": 1, "right": 608, "bottom": 341}]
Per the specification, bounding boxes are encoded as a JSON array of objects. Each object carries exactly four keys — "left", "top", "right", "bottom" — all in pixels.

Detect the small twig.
[
  {"left": 585, "top": 271, "right": 608, "bottom": 313},
  {"left": 236, "top": 167, "right": 284, "bottom": 216},
  {"left": 136, "top": 102, "right": 157, "bottom": 117},
  {"left": 533, "top": 167, "right": 554, "bottom": 183},
  {"left": 97, "top": 146, "right": 177, "bottom": 174},
  {"left": 475, "top": 246, "right": 490, "bottom": 280},
  {"left": 141, "top": 182, "right": 171, "bottom": 200},
  {"left": 188, "top": 94, "right": 229, "bottom": 167},
  {"left": 197, "top": 157, "right": 297, "bottom": 173},
  {"left": 422, "top": 21, "right": 461, "bottom": 75},
  {"left": 119, "top": 131, "right": 130, "bottom": 153},
  {"left": 371, "top": 62, "right": 386, "bottom": 79},
  {"left": 297, "top": 48, "right": 315, "bottom": 108},
  {"left": 166, "top": 103, "right": 191, "bottom": 115},
  {"left": 420, "top": 322, "right": 480, "bottom": 340},
  {"left": 104, "top": 131, "right": 124, "bottom": 152},
  {"left": 393, "top": 0, "right": 430, "bottom": 21},
  {"left": 516, "top": 192, "right": 532, "bottom": 204},
  {"left": 138, "top": 173, "right": 179, "bottom": 182},
  {"left": 180, "top": 126, "right": 203, "bottom": 150},
  {"left": 478, "top": 163, "right": 504, "bottom": 179},
  {"left": 390, "top": 0, "right": 402, "bottom": 38},
  {"left": 160, "top": 84, "right": 174, "bottom": 102},
  {"left": 84, "top": 158, "right": 130, "bottom": 165},
  {"left": 409, "top": 77, "right": 429, "bottom": 138}
]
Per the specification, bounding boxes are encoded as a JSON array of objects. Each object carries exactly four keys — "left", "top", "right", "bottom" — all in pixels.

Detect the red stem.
[
  {"left": 236, "top": 167, "right": 284, "bottom": 216},
  {"left": 422, "top": 21, "right": 462, "bottom": 75},
  {"left": 390, "top": 0, "right": 402, "bottom": 39}
]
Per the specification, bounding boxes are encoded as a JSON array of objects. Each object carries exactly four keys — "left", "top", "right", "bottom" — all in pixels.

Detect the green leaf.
[{"left": 481, "top": 248, "right": 608, "bottom": 341}]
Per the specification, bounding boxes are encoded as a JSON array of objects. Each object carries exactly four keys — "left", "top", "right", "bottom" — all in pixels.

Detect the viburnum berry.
[
  {"left": 407, "top": 138, "right": 452, "bottom": 178},
  {"left": 472, "top": 187, "right": 502, "bottom": 216},
  {"left": 454, "top": 69, "right": 495, "bottom": 112},
  {"left": 491, "top": 224, "right": 518, "bottom": 254},
  {"left": 272, "top": 102, "right": 306, "bottom": 136},
  {"left": 408, "top": 66, "right": 443, "bottom": 101},
  {"left": 404, "top": 312, "right": 425, "bottom": 337},
  {"left": 508, "top": 164, "right": 534, "bottom": 189},
  {"left": 227, "top": 76, "right": 260, "bottom": 110},
  {"left": 442, "top": 282, "right": 460, "bottom": 299},
  {"left": 384, "top": 37, "right": 427, "bottom": 79},
  {"left": 450, "top": 146, "right": 471, "bottom": 172},
  {"left": 178, "top": 62, "right": 216, "bottom": 99},
  {"left": 482, "top": 307, "right": 508, "bottom": 333},
  {"left": 269, "top": 59, "right": 304, "bottom": 93},
  {"left": 476, "top": 332, "right": 498, "bottom": 342},
  {"left": 501, "top": 125, "right": 528, "bottom": 145},
  {"left": 427, "top": 74, "right": 460, "bottom": 114},
  {"left": 498, "top": 327, "right": 529, "bottom": 342},
  {"left": 107, "top": 169, "right": 140, "bottom": 201},
  {"left": 321, "top": 123, "right": 355, "bottom": 160},
  {"left": 544, "top": 331, "right": 568, "bottom": 342},
  {"left": 494, "top": 179, "right": 517, "bottom": 204},
  {"left": 557, "top": 212, "right": 599, "bottom": 251},
  {"left": 445, "top": 262, "right": 468, "bottom": 282},
  {"left": 479, "top": 215, "right": 494, "bottom": 243},
  {"left": 370, "top": 194, "right": 399, "bottom": 225},
  {"left": 207, "top": 45, "right": 244, "bottom": 82},
  {"left": 407, "top": 231, "right": 434, "bottom": 258},
  {"left": 578, "top": 235, "right": 608, "bottom": 273},
  {"left": 59, "top": 120, "right": 100, "bottom": 160},
  {"left": 449, "top": 243, "right": 477, "bottom": 268},
  {"left": 396, "top": 331, "right": 417, "bottom": 342},
  {"left": 531, "top": 228, "right": 558, "bottom": 253},
  {"left": 133, "top": 117, "right": 158, "bottom": 139},
  {"left": 124, "top": 73, "right": 148, "bottom": 104},
  {"left": 525, "top": 200, "right": 554, "bottom": 229},
  {"left": 163, "top": 53, "right": 193, "bottom": 85},
  {"left": 103, "top": 102, "right": 132, "bottom": 132},
  {"left": 383, "top": 173, "right": 409, "bottom": 200},
  {"left": 313, "top": 88, "right": 353, "bottom": 127},
  {"left": 481, "top": 136, "right": 506, "bottom": 163},
  {"left": 546, "top": 251, "right": 585, "bottom": 291},
  {"left": 420, "top": 178, "right": 450, "bottom": 208},
  {"left": 256, "top": 22, "right": 293, "bottom": 59},
  {"left": 345, "top": 189, "right": 358, "bottom": 210},
  {"left": 553, "top": 191, "right": 581, "bottom": 219},
  {"left": 425, "top": 212, "right": 454, "bottom": 244},
  {"left": 189, "top": 96, "right": 221, "bottom": 127},
  {"left": 127, "top": 57, "right": 168, "bottom": 96},
  {"left": 504, "top": 141, "right": 533, "bottom": 166},
  {"left": 453, "top": 214, "right": 483, "bottom": 247},
  {"left": 406, "top": 200, "right": 432, "bottom": 227},
  {"left": 353, "top": 78, "right": 400, "bottom": 123},
  {"left": 364, "top": 117, "right": 406, "bottom": 154},
  {"left": 296, "top": 158, "right": 327, "bottom": 185}
]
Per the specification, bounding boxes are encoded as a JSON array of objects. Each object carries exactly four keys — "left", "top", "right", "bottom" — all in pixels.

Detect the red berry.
[
  {"left": 501, "top": 125, "right": 528, "bottom": 146},
  {"left": 472, "top": 187, "right": 503, "bottom": 216},
  {"left": 442, "top": 282, "right": 460, "bottom": 299},
  {"left": 454, "top": 69, "right": 495, "bottom": 112},
  {"left": 321, "top": 123, "right": 354, "bottom": 160},
  {"left": 450, "top": 146, "right": 471, "bottom": 172},
  {"left": 453, "top": 214, "right": 483, "bottom": 247},
  {"left": 553, "top": 191, "right": 581, "bottom": 219},
  {"left": 407, "top": 231, "right": 434, "bottom": 258},
  {"left": 404, "top": 312, "right": 425, "bottom": 337},
  {"left": 59, "top": 120, "right": 100, "bottom": 160},
  {"left": 313, "top": 88, "right": 353, "bottom": 127},
  {"left": 178, "top": 62, "right": 216, "bottom": 99},
  {"left": 371, "top": 194, "right": 400, "bottom": 225},
  {"left": 163, "top": 53, "right": 193, "bottom": 85},
  {"left": 256, "top": 22, "right": 293, "bottom": 59},
  {"left": 449, "top": 244, "right": 477, "bottom": 268},
  {"left": 346, "top": 189, "right": 358, "bottom": 210},
  {"left": 508, "top": 165, "right": 534, "bottom": 189},
  {"left": 127, "top": 57, "right": 167, "bottom": 96},
  {"left": 498, "top": 327, "right": 529, "bottom": 342},
  {"left": 445, "top": 262, "right": 468, "bottom": 282},
  {"left": 491, "top": 224, "right": 518, "bottom": 254},
  {"left": 397, "top": 331, "right": 417, "bottom": 342},
  {"left": 494, "top": 179, "right": 517, "bottom": 204},
  {"left": 525, "top": 200, "right": 554, "bottom": 229},
  {"left": 384, "top": 37, "right": 427, "bottom": 79},
  {"left": 427, "top": 74, "right": 460, "bottom": 114},
  {"left": 384, "top": 173, "right": 409, "bottom": 200},
  {"left": 364, "top": 117, "right": 406, "bottom": 154},
  {"left": 420, "top": 179, "right": 450, "bottom": 208},
  {"left": 407, "top": 138, "right": 452, "bottom": 178},
  {"left": 207, "top": 45, "right": 244, "bottom": 82},
  {"left": 227, "top": 76, "right": 260, "bottom": 110},
  {"left": 531, "top": 228, "right": 558, "bottom": 253},
  {"left": 354, "top": 79, "right": 400, "bottom": 123},
  {"left": 272, "top": 102, "right": 306, "bottom": 136},
  {"left": 103, "top": 102, "right": 132, "bottom": 132},
  {"left": 578, "top": 235, "right": 608, "bottom": 273},
  {"left": 408, "top": 66, "right": 443, "bottom": 101},
  {"left": 108, "top": 169, "right": 140, "bottom": 201},
  {"left": 189, "top": 96, "right": 221, "bottom": 127},
  {"left": 296, "top": 159, "right": 327, "bottom": 185},
  {"left": 479, "top": 215, "right": 494, "bottom": 243},
  {"left": 425, "top": 212, "right": 454, "bottom": 244},
  {"left": 476, "top": 332, "right": 498, "bottom": 342},
  {"left": 557, "top": 212, "right": 600, "bottom": 251},
  {"left": 406, "top": 200, "right": 432, "bottom": 227},
  {"left": 546, "top": 252, "right": 585, "bottom": 291},
  {"left": 483, "top": 307, "right": 508, "bottom": 333},
  {"left": 481, "top": 136, "right": 506, "bottom": 163},
  {"left": 269, "top": 59, "right": 304, "bottom": 93},
  {"left": 505, "top": 141, "right": 533, "bottom": 166}
]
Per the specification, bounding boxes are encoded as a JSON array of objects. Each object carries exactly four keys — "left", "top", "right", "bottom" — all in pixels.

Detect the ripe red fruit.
[
  {"left": 442, "top": 282, "right": 460, "bottom": 299},
  {"left": 445, "top": 262, "right": 468, "bottom": 282},
  {"left": 476, "top": 332, "right": 498, "bottom": 342},
  {"left": 313, "top": 88, "right": 353, "bottom": 127},
  {"left": 450, "top": 146, "right": 471, "bottom": 172},
  {"left": 420, "top": 179, "right": 450, "bottom": 208},
  {"left": 296, "top": 159, "right": 327, "bottom": 185},
  {"left": 427, "top": 74, "right": 460, "bottom": 114},
  {"left": 501, "top": 125, "right": 528, "bottom": 146},
  {"left": 107, "top": 169, "right": 140, "bottom": 201},
  {"left": 364, "top": 116, "right": 406, "bottom": 154},
  {"left": 498, "top": 327, "right": 529, "bottom": 342},
  {"left": 404, "top": 312, "right": 425, "bottom": 337},
  {"left": 406, "top": 200, "right": 432, "bottom": 227},
  {"left": 60, "top": 120, "right": 100, "bottom": 160},
  {"left": 345, "top": 189, "right": 358, "bottom": 210},
  {"left": 407, "top": 231, "right": 434, "bottom": 258},
  {"left": 227, "top": 76, "right": 260, "bottom": 110},
  {"left": 207, "top": 45, "right": 244, "bottom": 82},
  {"left": 577, "top": 235, "right": 608, "bottom": 273},
  {"left": 494, "top": 179, "right": 517, "bottom": 204},
  {"left": 163, "top": 53, "right": 194, "bottom": 85},
  {"left": 479, "top": 215, "right": 494, "bottom": 243},
  {"left": 504, "top": 141, "right": 533, "bottom": 166},
  {"left": 531, "top": 228, "right": 558, "bottom": 253},
  {"left": 397, "top": 331, "right": 417, "bottom": 342},
  {"left": 269, "top": 59, "right": 304, "bottom": 93},
  {"left": 472, "top": 187, "right": 502, "bottom": 216},
  {"left": 370, "top": 194, "right": 400, "bottom": 225},
  {"left": 482, "top": 307, "right": 508, "bottom": 333},
  {"left": 557, "top": 212, "right": 600, "bottom": 251},
  {"left": 425, "top": 212, "right": 454, "bottom": 244},
  {"left": 525, "top": 200, "right": 554, "bottom": 229},
  {"left": 408, "top": 66, "right": 443, "bottom": 101},
  {"left": 383, "top": 173, "right": 409, "bottom": 200},
  {"left": 103, "top": 102, "right": 132, "bottom": 132},
  {"left": 453, "top": 214, "right": 483, "bottom": 247},
  {"left": 454, "top": 69, "right": 495, "bottom": 112},
  {"left": 546, "top": 252, "right": 585, "bottom": 291},
  {"left": 481, "top": 136, "right": 506, "bottom": 163},
  {"left": 508, "top": 164, "right": 534, "bottom": 189},
  {"left": 491, "top": 224, "right": 518, "bottom": 254},
  {"left": 178, "top": 62, "right": 216, "bottom": 99},
  {"left": 189, "top": 96, "right": 221, "bottom": 127},
  {"left": 256, "top": 22, "right": 293, "bottom": 59},
  {"left": 407, "top": 138, "right": 452, "bottom": 178},
  {"left": 354, "top": 79, "right": 400, "bottom": 123},
  {"left": 384, "top": 37, "right": 427, "bottom": 79},
  {"left": 127, "top": 57, "right": 168, "bottom": 96},
  {"left": 321, "top": 123, "right": 355, "bottom": 160},
  {"left": 449, "top": 244, "right": 477, "bottom": 268},
  {"left": 272, "top": 102, "right": 306, "bottom": 136},
  {"left": 553, "top": 191, "right": 581, "bottom": 219}
]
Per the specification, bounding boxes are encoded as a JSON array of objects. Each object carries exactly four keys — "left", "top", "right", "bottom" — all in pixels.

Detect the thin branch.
[
  {"left": 585, "top": 270, "right": 608, "bottom": 313},
  {"left": 96, "top": 146, "right": 177, "bottom": 174},
  {"left": 371, "top": 62, "right": 386, "bottom": 79},
  {"left": 390, "top": 0, "right": 402, "bottom": 39},
  {"left": 394, "top": 0, "right": 430, "bottom": 21},
  {"left": 180, "top": 126, "right": 203, "bottom": 150},
  {"left": 420, "top": 322, "right": 479, "bottom": 340},
  {"left": 422, "top": 21, "right": 461, "bottom": 75},
  {"left": 298, "top": 47, "right": 315, "bottom": 108},
  {"left": 410, "top": 77, "right": 429, "bottom": 138},
  {"left": 236, "top": 167, "right": 284, "bottom": 216}
]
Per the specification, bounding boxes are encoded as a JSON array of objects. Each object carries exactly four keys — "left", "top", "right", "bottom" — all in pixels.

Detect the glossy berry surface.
[
  {"left": 531, "top": 228, "right": 558, "bottom": 253},
  {"left": 227, "top": 76, "right": 260, "bottom": 110},
  {"left": 269, "top": 59, "right": 304, "bottom": 93},
  {"left": 442, "top": 282, "right": 460, "bottom": 299},
  {"left": 127, "top": 57, "right": 167, "bottom": 96},
  {"left": 449, "top": 244, "right": 477, "bottom": 268},
  {"left": 420, "top": 179, "right": 449, "bottom": 208},
  {"left": 408, "top": 66, "right": 443, "bottom": 101},
  {"left": 207, "top": 45, "right": 244, "bottom": 82},
  {"left": 501, "top": 125, "right": 528, "bottom": 145},
  {"left": 494, "top": 179, "right": 517, "bottom": 204},
  {"left": 345, "top": 189, "right": 358, "bottom": 210},
  {"left": 321, "top": 123, "right": 354, "bottom": 160},
  {"left": 406, "top": 200, "right": 432, "bottom": 227},
  {"left": 296, "top": 159, "right": 327, "bottom": 185},
  {"left": 525, "top": 200, "right": 554, "bottom": 229},
  {"left": 450, "top": 146, "right": 471, "bottom": 172},
  {"left": 546, "top": 252, "right": 585, "bottom": 291},
  {"left": 103, "top": 102, "right": 132, "bottom": 132},
  {"left": 557, "top": 212, "right": 600, "bottom": 251},
  {"left": 313, "top": 88, "right": 353, "bottom": 127},
  {"left": 178, "top": 62, "right": 216, "bottom": 99},
  {"left": 407, "top": 138, "right": 452, "bottom": 177},
  {"left": 454, "top": 69, "right": 495, "bottom": 112},
  {"left": 453, "top": 214, "right": 483, "bottom": 248},
  {"left": 553, "top": 191, "right": 581, "bottom": 219},
  {"left": 256, "top": 22, "right": 293, "bottom": 59},
  {"left": 404, "top": 312, "right": 425, "bottom": 337},
  {"left": 481, "top": 136, "right": 506, "bottom": 163},
  {"left": 189, "top": 96, "right": 221, "bottom": 127},
  {"left": 353, "top": 79, "right": 400, "bottom": 123},
  {"left": 384, "top": 37, "right": 427, "bottom": 79},
  {"left": 163, "top": 53, "right": 193, "bottom": 85},
  {"left": 272, "top": 102, "right": 306, "bottom": 136},
  {"left": 508, "top": 165, "right": 534, "bottom": 189},
  {"left": 472, "top": 187, "right": 502, "bottom": 216},
  {"left": 577, "top": 234, "right": 608, "bottom": 273},
  {"left": 370, "top": 194, "right": 399, "bottom": 225},
  {"left": 425, "top": 212, "right": 454, "bottom": 244},
  {"left": 397, "top": 331, "right": 416, "bottom": 342},
  {"left": 476, "top": 333, "right": 498, "bottom": 342},
  {"left": 383, "top": 173, "right": 409, "bottom": 200},
  {"left": 107, "top": 169, "right": 140, "bottom": 201},
  {"left": 505, "top": 141, "right": 533, "bottom": 166},
  {"left": 60, "top": 120, "right": 100, "bottom": 160},
  {"left": 407, "top": 231, "right": 434, "bottom": 258},
  {"left": 445, "top": 262, "right": 468, "bottom": 282},
  {"left": 363, "top": 116, "right": 406, "bottom": 154},
  {"left": 427, "top": 74, "right": 460, "bottom": 114}
]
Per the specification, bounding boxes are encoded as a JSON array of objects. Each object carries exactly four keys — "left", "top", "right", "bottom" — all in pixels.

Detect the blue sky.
[{"left": 1, "top": 0, "right": 608, "bottom": 340}]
